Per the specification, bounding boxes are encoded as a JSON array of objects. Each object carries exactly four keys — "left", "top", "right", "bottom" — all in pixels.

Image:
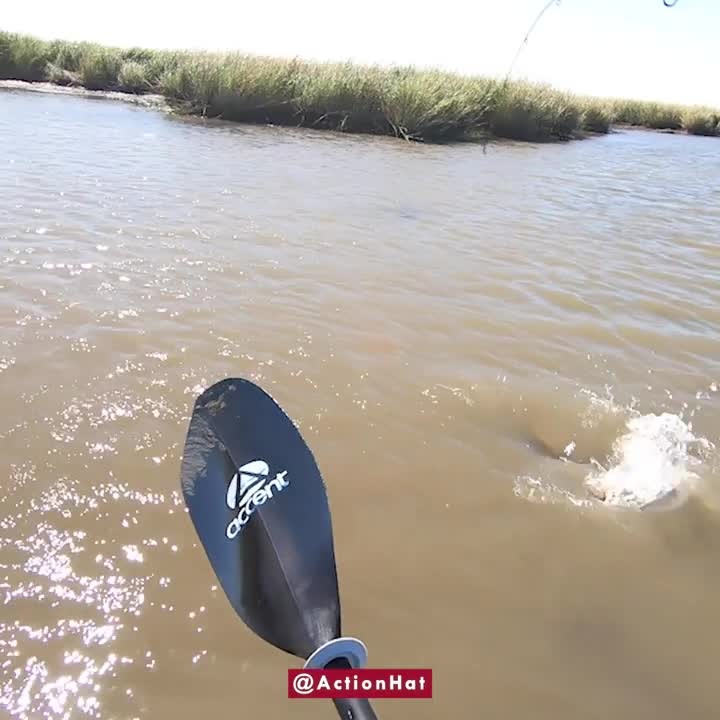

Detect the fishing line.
[
  {"left": 503, "top": 0, "right": 562, "bottom": 84},
  {"left": 503, "top": 0, "right": 680, "bottom": 85},
  {"left": 477, "top": 0, "right": 680, "bottom": 147},
  {"left": 475, "top": 0, "right": 561, "bottom": 149}
]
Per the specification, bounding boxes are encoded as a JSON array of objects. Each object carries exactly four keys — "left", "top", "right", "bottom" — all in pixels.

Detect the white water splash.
[
  {"left": 516, "top": 388, "right": 716, "bottom": 512},
  {"left": 579, "top": 386, "right": 630, "bottom": 428},
  {"left": 435, "top": 384, "right": 475, "bottom": 406},
  {"left": 584, "top": 412, "right": 711, "bottom": 509},
  {"left": 513, "top": 475, "right": 594, "bottom": 508}
]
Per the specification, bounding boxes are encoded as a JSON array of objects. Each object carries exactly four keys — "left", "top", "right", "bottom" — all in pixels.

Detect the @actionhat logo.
[{"left": 225, "top": 460, "right": 289, "bottom": 539}]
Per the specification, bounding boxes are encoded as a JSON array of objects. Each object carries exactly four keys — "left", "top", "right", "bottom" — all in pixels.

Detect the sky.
[{"left": 3, "top": 0, "right": 719, "bottom": 107}]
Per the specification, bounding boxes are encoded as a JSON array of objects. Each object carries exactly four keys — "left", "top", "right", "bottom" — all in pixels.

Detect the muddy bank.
[{"left": 0, "top": 79, "right": 172, "bottom": 111}]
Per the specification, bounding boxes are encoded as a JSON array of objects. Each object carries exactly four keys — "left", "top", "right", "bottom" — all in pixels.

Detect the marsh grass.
[
  {"left": 78, "top": 48, "right": 123, "bottom": 90},
  {"left": 610, "top": 99, "right": 685, "bottom": 130},
  {"left": 681, "top": 108, "right": 720, "bottom": 137},
  {"left": 0, "top": 33, "right": 53, "bottom": 81},
  {"left": 1, "top": 30, "right": 718, "bottom": 143},
  {"left": 117, "top": 61, "right": 150, "bottom": 93},
  {"left": 488, "top": 81, "right": 584, "bottom": 141},
  {"left": 578, "top": 99, "right": 615, "bottom": 133}
]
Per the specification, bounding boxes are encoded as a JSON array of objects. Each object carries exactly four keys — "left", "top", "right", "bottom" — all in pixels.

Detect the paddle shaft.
[{"left": 325, "top": 657, "right": 379, "bottom": 720}]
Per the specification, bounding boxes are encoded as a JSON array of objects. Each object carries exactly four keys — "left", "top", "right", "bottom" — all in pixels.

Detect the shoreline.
[
  {"left": 2, "top": 30, "right": 719, "bottom": 144},
  {"left": 1, "top": 79, "right": 696, "bottom": 145},
  {"left": 0, "top": 78, "right": 171, "bottom": 111}
]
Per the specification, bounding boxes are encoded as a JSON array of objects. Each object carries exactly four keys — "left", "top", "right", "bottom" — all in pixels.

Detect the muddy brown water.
[{"left": 1, "top": 87, "right": 719, "bottom": 720}]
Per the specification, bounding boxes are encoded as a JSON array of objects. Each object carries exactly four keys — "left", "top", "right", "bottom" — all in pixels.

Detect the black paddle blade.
[{"left": 180, "top": 378, "right": 341, "bottom": 659}]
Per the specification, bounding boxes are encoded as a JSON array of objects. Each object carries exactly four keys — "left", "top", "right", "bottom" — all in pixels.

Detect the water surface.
[{"left": 1, "top": 88, "right": 719, "bottom": 720}]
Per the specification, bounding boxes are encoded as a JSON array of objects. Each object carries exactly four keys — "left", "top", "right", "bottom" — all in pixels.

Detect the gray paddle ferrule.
[{"left": 304, "top": 637, "right": 368, "bottom": 670}]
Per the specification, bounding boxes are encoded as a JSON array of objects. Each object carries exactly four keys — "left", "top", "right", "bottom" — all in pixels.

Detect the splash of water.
[
  {"left": 513, "top": 475, "right": 594, "bottom": 509},
  {"left": 584, "top": 412, "right": 712, "bottom": 509},
  {"left": 515, "top": 387, "right": 716, "bottom": 512}
]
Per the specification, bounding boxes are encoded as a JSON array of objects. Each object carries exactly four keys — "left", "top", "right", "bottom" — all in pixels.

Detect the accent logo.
[{"left": 225, "top": 460, "right": 289, "bottom": 539}]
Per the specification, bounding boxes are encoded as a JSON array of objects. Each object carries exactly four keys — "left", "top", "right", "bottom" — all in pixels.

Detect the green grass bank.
[{"left": 2, "top": 30, "right": 719, "bottom": 143}]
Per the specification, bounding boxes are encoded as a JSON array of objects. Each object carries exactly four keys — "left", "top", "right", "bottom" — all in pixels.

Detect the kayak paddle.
[{"left": 180, "top": 377, "right": 378, "bottom": 720}]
